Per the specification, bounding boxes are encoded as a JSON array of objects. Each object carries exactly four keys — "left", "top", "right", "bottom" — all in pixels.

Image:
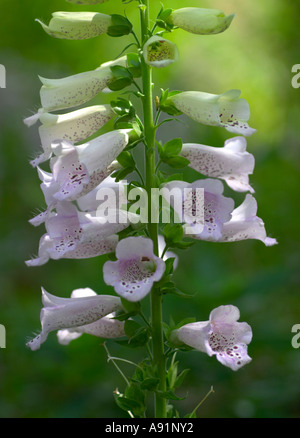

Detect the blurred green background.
[{"left": 0, "top": 0, "right": 300, "bottom": 418}]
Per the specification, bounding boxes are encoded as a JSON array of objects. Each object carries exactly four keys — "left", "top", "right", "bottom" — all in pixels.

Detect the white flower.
[
  {"left": 170, "top": 305, "right": 252, "bottom": 371},
  {"left": 167, "top": 8, "right": 235, "bottom": 35},
  {"left": 143, "top": 35, "right": 178, "bottom": 68},
  {"left": 180, "top": 136, "right": 255, "bottom": 193},
  {"left": 169, "top": 90, "right": 256, "bottom": 136},
  {"left": 27, "top": 287, "right": 124, "bottom": 351},
  {"left": 36, "top": 11, "right": 112, "bottom": 40},
  {"left": 27, "top": 105, "right": 116, "bottom": 167},
  {"left": 24, "top": 57, "right": 127, "bottom": 118}
]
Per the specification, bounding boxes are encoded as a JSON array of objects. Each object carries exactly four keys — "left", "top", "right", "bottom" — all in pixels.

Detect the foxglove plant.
[{"left": 25, "top": 0, "right": 277, "bottom": 419}]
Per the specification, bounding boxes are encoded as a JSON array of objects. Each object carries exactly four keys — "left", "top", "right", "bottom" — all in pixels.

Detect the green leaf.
[
  {"left": 107, "top": 14, "right": 133, "bottom": 37},
  {"left": 140, "top": 377, "right": 160, "bottom": 391},
  {"left": 156, "top": 390, "right": 185, "bottom": 401},
  {"left": 125, "top": 382, "right": 145, "bottom": 407},
  {"left": 157, "top": 8, "right": 173, "bottom": 22},
  {"left": 117, "top": 151, "right": 135, "bottom": 169},
  {"left": 163, "top": 223, "right": 184, "bottom": 244},
  {"left": 169, "top": 240, "right": 196, "bottom": 250},
  {"left": 110, "top": 97, "right": 135, "bottom": 116},
  {"left": 164, "top": 257, "right": 176, "bottom": 275},
  {"left": 124, "top": 319, "right": 142, "bottom": 337},
  {"left": 121, "top": 298, "right": 141, "bottom": 314},
  {"left": 174, "top": 368, "right": 190, "bottom": 389},
  {"left": 114, "top": 394, "right": 140, "bottom": 412},
  {"left": 113, "top": 310, "right": 138, "bottom": 322},
  {"left": 127, "top": 52, "right": 141, "bottom": 77},
  {"left": 112, "top": 167, "right": 134, "bottom": 181},
  {"left": 163, "top": 155, "right": 190, "bottom": 169},
  {"left": 163, "top": 138, "right": 182, "bottom": 157},
  {"left": 109, "top": 66, "right": 133, "bottom": 91},
  {"left": 164, "top": 173, "right": 183, "bottom": 182},
  {"left": 108, "top": 77, "right": 133, "bottom": 91}
]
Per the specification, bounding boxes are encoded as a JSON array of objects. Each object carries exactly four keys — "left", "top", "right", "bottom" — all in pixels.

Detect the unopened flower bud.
[{"left": 167, "top": 8, "right": 235, "bottom": 35}]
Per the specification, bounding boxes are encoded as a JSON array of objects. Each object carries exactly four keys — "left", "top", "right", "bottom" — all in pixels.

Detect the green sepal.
[
  {"left": 159, "top": 89, "right": 183, "bottom": 115},
  {"left": 156, "top": 8, "right": 174, "bottom": 32}
]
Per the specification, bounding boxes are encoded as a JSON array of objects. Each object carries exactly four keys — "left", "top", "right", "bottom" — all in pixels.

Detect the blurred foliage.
[{"left": 0, "top": 0, "right": 300, "bottom": 418}]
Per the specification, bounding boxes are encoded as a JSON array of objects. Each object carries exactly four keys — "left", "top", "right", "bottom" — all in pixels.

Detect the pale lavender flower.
[
  {"left": 76, "top": 175, "right": 128, "bottom": 213},
  {"left": 162, "top": 179, "right": 234, "bottom": 240},
  {"left": 180, "top": 136, "right": 255, "bottom": 193},
  {"left": 188, "top": 194, "right": 278, "bottom": 246},
  {"left": 26, "top": 201, "right": 132, "bottom": 266},
  {"left": 57, "top": 288, "right": 125, "bottom": 345},
  {"left": 170, "top": 305, "right": 252, "bottom": 371},
  {"left": 35, "top": 130, "right": 129, "bottom": 205},
  {"left": 27, "top": 287, "right": 124, "bottom": 351},
  {"left": 103, "top": 236, "right": 166, "bottom": 302}
]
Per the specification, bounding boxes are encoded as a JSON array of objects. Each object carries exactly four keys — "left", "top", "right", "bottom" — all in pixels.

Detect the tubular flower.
[
  {"left": 26, "top": 201, "right": 132, "bottom": 266},
  {"left": 24, "top": 57, "right": 127, "bottom": 116},
  {"left": 162, "top": 179, "right": 234, "bottom": 240},
  {"left": 187, "top": 194, "right": 277, "bottom": 246},
  {"left": 167, "top": 8, "right": 235, "bottom": 35},
  {"left": 76, "top": 175, "right": 128, "bottom": 213},
  {"left": 27, "top": 105, "right": 115, "bottom": 167},
  {"left": 170, "top": 305, "right": 252, "bottom": 371},
  {"left": 103, "top": 236, "right": 166, "bottom": 302},
  {"left": 37, "top": 11, "right": 112, "bottom": 40},
  {"left": 143, "top": 35, "right": 178, "bottom": 69},
  {"left": 180, "top": 136, "right": 255, "bottom": 193},
  {"left": 168, "top": 90, "right": 256, "bottom": 136},
  {"left": 34, "top": 130, "right": 130, "bottom": 205},
  {"left": 56, "top": 288, "right": 125, "bottom": 345},
  {"left": 26, "top": 287, "right": 124, "bottom": 351}
]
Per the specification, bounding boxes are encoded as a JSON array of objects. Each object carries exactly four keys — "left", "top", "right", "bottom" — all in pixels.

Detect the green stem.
[{"left": 140, "top": 0, "right": 167, "bottom": 418}]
